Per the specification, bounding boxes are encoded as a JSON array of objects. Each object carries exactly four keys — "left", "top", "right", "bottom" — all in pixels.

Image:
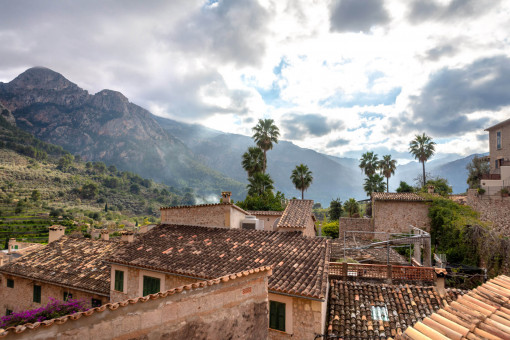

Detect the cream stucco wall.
[{"left": 488, "top": 124, "right": 510, "bottom": 172}]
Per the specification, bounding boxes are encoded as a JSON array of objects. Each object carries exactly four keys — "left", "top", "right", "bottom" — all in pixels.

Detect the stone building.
[
  {"left": 108, "top": 224, "right": 330, "bottom": 339},
  {"left": 372, "top": 192, "right": 432, "bottom": 234},
  {"left": 276, "top": 199, "right": 316, "bottom": 237},
  {"left": 481, "top": 118, "right": 510, "bottom": 194}
]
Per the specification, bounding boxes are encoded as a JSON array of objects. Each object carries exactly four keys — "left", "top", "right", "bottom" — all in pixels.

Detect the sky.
[{"left": 1, "top": 0, "right": 509, "bottom": 164}]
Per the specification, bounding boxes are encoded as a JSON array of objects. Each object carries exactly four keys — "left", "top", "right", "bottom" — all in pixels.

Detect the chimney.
[
  {"left": 48, "top": 225, "right": 66, "bottom": 243},
  {"left": 100, "top": 229, "right": 110, "bottom": 241},
  {"left": 221, "top": 191, "right": 232, "bottom": 203},
  {"left": 427, "top": 185, "right": 434, "bottom": 194},
  {"left": 121, "top": 230, "right": 134, "bottom": 243},
  {"left": 7, "top": 238, "right": 16, "bottom": 254}
]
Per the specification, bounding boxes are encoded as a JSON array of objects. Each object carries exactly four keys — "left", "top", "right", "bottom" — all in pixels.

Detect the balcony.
[{"left": 481, "top": 174, "right": 501, "bottom": 180}]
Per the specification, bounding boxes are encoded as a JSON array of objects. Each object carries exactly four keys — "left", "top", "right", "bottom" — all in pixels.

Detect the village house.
[{"left": 480, "top": 118, "right": 510, "bottom": 195}]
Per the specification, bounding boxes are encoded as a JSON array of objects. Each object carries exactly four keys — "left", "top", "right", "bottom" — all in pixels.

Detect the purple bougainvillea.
[{"left": 0, "top": 298, "right": 88, "bottom": 328}]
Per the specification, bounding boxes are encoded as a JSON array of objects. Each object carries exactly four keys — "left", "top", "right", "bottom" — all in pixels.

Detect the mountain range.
[{"left": 0, "top": 67, "right": 482, "bottom": 204}]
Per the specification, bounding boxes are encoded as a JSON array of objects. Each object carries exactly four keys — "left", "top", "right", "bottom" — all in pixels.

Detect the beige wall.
[
  {"left": 373, "top": 200, "right": 430, "bottom": 234},
  {"left": 0, "top": 275, "right": 106, "bottom": 317},
  {"left": 2, "top": 270, "right": 270, "bottom": 340},
  {"left": 268, "top": 293, "right": 326, "bottom": 340},
  {"left": 339, "top": 218, "right": 373, "bottom": 240},
  {"left": 488, "top": 125, "right": 510, "bottom": 172},
  {"left": 110, "top": 264, "right": 204, "bottom": 301},
  {"left": 161, "top": 205, "right": 248, "bottom": 229}
]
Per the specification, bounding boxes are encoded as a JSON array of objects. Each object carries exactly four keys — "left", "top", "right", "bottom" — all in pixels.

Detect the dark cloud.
[
  {"left": 168, "top": 0, "right": 270, "bottom": 67},
  {"left": 476, "top": 134, "right": 488, "bottom": 142},
  {"left": 330, "top": 0, "right": 390, "bottom": 33},
  {"left": 390, "top": 56, "right": 510, "bottom": 136},
  {"left": 326, "top": 138, "right": 349, "bottom": 148},
  {"left": 425, "top": 44, "right": 458, "bottom": 61},
  {"left": 282, "top": 113, "right": 343, "bottom": 140},
  {"left": 408, "top": 0, "right": 501, "bottom": 23}
]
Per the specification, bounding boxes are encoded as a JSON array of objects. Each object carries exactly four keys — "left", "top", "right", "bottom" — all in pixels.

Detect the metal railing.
[{"left": 329, "top": 262, "right": 436, "bottom": 282}]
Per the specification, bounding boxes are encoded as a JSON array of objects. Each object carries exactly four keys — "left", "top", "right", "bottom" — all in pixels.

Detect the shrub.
[
  {"left": 322, "top": 221, "right": 339, "bottom": 238},
  {"left": 477, "top": 188, "right": 485, "bottom": 195},
  {"left": 0, "top": 298, "right": 88, "bottom": 328}
]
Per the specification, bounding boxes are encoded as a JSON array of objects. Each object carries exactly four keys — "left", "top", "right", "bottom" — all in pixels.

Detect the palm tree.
[
  {"left": 359, "top": 151, "right": 379, "bottom": 177},
  {"left": 290, "top": 164, "right": 313, "bottom": 199},
  {"left": 378, "top": 155, "right": 397, "bottom": 192},
  {"left": 363, "top": 174, "right": 386, "bottom": 197},
  {"left": 409, "top": 133, "right": 436, "bottom": 187},
  {"left": 252, "top": 119, "right": 280, "bottom": 173},
  {"left": 242, "top": 147, "right": 264, "bottom": 177},
  {"left": 247, "top": 172, "right": 274, "bottom": 196},
  {"left": 343, "top": 198, "right": 359, "bottom": 217}
]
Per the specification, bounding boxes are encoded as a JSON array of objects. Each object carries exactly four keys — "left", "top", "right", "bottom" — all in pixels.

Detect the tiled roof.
[
  {"left": 277, "top": 199, "right": 314, "bottom": 229},
  {"left": 0, "top": 266, "right": 272, "bottom": 338},
  {"left": 109, "top": 224, "right": 330, "bottom": 299},
  {"left": 160, "top": 202, "right": 248, "bottom": 214},
  {"left": 485, "top": 117, "right": 510, "bottom": 131},
  {"left": 399, "top": 275, "right": 510, "bottom": 339},
  {"left": 372, "top": 192, "right": 431, "bottom": 202},
  {"left": 327, "top": 279, "right": 465, "bottom": 339},
  {"left": 0, "top": 236, "right": 119, "bottom": 296},
  {"left": 247, "top": 210, "right": 284, "bottom": 216}
]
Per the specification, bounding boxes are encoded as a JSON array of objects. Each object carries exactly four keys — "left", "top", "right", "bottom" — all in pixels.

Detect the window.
[
  {"left": 6, "top": 279, "right": 14, "bottom": 288},
  {"left": 142, "top": 276, "right": 161, "bottom": 296},
  {"left": 6, "top": 309, "right": 12, "bottom": 316},
  {"left": 496, "top": 160, "right": 500, "bottom": 169},
  {"left": 114, "top": 270, "right": 124, "bottom": 292},
  {"left": 63, "top": 292, "right": 73, "bottom": 301},
  {"left": 269, "top": 301, "right": 286, "bottom": 332},
  {"left": 91, "top": 298, "right": 102, "bottom": 308},
  {"left": 14, "top": 245, "right": 18, "bottom": 250},
  {"left": 33, "top": 285, "right": 41, "bottom": 303},
  {"left": 497, "top": 131, "right": 502, "bottom": 149}
]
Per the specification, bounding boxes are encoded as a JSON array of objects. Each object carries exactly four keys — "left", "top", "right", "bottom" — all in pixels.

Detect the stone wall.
[
  {"left": 2, "top": 270, "right": 271, "bottom": 340},
  {"left": 466, "top": 190, "right": 510, "bottom": 237},
  {"left": 161, "top": 205, "right": 229, "bottom": 227},
  {"left": 338, "top": 218, "right": 373, "bottom": 240},
  {"left": 268, "top": 293, "right": 327, "bottom": 340},
  {"left": 0, "top": 275, "right": 106, "bottom": 317},
  {"left": 110, "top": 264, "right": 204, "bottom": 301},
  {"left": 373, "top": 201, "right": 430, "bottom": 234}
]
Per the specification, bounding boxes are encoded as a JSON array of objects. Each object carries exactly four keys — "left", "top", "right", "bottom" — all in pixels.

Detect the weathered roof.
[
  {"left": 327, "top": 279, "right": 465, "bottom": 339},
  {"left": 160, "top": 202, "right": 248, "bottom": 214},
  {"left": 109, "top": 224, "right": 330, "bottom": 299},
  {"left": 372, "top": 192, "right": 431, "bottom": 202},
  {"left": 277, "top": 199, "right": 314, "bottom": 229},
  {"left": 484, "top": 117, "right": 510, "bottom": 131},
  {"left": 0, "top": 266, "right": 272, "bottom": 339},
  {"left": 247, "top": 210, "right": 284, "bottom": 216},
  {"left": 399, "top": 275, "right": 510, "bottom": 339},
  {"left": 0, "top": 236, "right": 119, "bottom": 296}
]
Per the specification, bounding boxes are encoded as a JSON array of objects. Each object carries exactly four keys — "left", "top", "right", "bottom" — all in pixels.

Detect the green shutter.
[
  {"left": 114, "top": 270, "right": 124, "bottom": 292},
  {"left": 33, "top": 285, "right": 41, "bottom": 303},
  {"left": 7, "top": 279, "right": 14, "bottom": 288},
  {"left": 269, "top": 301, "right": 285, "bottom": 332},
  {"left": 143, "top": 276, "right": 161, "bottom": 296}
]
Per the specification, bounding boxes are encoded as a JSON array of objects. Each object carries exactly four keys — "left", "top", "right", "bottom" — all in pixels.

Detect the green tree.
[
  {"left": 290, "top": 164, "right": 313, "bottom": 199},
  {"left": 343, "top": 198, "right": 359, "bottom": 217},
  {"left": 252, "top": 119, "right": 280, "bottom": 173},
  {"left": 81, "top": 183, "right": 99, "bottom": 199},
  {"left": 378, "top": 155, "right": 397, "bottom": 192},
  {"left": 57, "top": 154, "right": 74, "bottom": 171},
  {"left": 247, "top": 173, "right": 274, "bottom": 196},
  {"left": 363, "top": 174, "right": 386, "bottom": 197},
  {"left": 466, "top": 156, "right": 490, "bottom": 189},
  {"left": 30, "top": 189, "right": 41, "bottom": 201},
  {"left": 396, "top": 181, "right": 414, "bottom": 193},
  {"left": 242, "top": 147, "right": 264, "bottom": 177},
  {"left": 236, "top": 191, "right": 286, "bottom": 211},
  {"left": 329, "top": 198, "right": 343, "bottom": 221},
  {"left": 130, "top": 184, "right": 140, "bottom": 194},
  {"left": 359, "top": 151, "right": 379, "bottom": 177},
  {"left": 422, "top": 177, "right": 452, "bottom": 197},
  {"left": 409, "top": 133, "right": 436, "bottom": 187}
]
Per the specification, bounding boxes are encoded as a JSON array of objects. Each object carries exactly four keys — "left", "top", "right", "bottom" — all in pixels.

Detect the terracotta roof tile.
[
  {"left": 109, "top": 224, "right": 330, "bottom": 299},
  {"left": 0, "top": 236, "right": 119, "bottom": 296},
  {"left": 0, "top": 266, "right": 272, "bottom": 338},
  {"left": 372, "top": 192, "right": 432, "bottom": 202},
  {"left": 277, "top": 199, "right": 314, "bottom": 229},
  {"left": 327, "top": 279, "right": 465, "bottom": 339},
  {"left": 399, "top": 275, "right": 510, "bottom": 339},
  {"left": 247, "top": 211, "right": 284, "bottom": 216}
]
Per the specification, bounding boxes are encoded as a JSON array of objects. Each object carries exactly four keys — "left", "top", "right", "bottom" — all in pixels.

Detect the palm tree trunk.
[
  {"left": 386, "top": 177, "right": 389, "bottom": 193},
  {"left": 422, "top": 161, "right": 426, "bottom": 187},
  {"left": 301, "top": 188, "right": 304, "bottom": 200},
  {"left": 263, "top": 150, "right": 267, "bottom": 174}
]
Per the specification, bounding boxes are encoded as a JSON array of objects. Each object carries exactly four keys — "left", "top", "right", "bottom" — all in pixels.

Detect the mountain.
[{"left": 0, "top": 67, "right": 246, "bottom": 199}]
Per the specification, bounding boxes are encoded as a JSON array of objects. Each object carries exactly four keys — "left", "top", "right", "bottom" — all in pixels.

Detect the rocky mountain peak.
[
  {"left": 91, "top": 89, "right": 130, "bottom": 114},
  {"left": 8, "top": 67, "right": 80, "bottom": 92}
]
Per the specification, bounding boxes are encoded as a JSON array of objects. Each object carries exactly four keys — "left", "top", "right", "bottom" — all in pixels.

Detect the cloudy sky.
[{"left": 1, "top": 0, "right": 510, "bottom": 163}]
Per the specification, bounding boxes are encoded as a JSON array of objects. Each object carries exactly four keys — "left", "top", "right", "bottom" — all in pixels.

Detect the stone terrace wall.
[
  {"left": 338, "top": 218, "right": 373, "bottom": 240},
  {"left": 2, "top": 270, "right": 271, "bottom": 340},
  {"left": 373, "top": 201, "right": 430, "bottom": 234},
  {"left": 466, "top": 189, "right": 510, "bottom": 237}
]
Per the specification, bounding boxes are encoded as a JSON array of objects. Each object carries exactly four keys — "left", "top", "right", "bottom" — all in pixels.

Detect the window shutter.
[
  {"left": 33, "top": 285, "right": 41, "bottom": 303},
  {"left": 143, "top": 276, "right": 160, "bottom": 296},
  {"left": 277, "top": 302, "right": 285, "bottom": 331},
  {"left": 269, "top": 301, "right": 277, "bottom": 329},
  {"left": 115, "top": 270, "right": 124, "bottom": 292}
]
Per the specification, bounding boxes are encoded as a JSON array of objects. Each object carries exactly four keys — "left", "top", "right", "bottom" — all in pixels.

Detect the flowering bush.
[{"left": 0, "top": 298, "right": 88, "bottom": 328}]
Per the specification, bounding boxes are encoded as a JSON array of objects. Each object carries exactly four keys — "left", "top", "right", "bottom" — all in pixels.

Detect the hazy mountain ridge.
[{"left": 0, "top": 67, "right": 246, "bottom": 199}]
